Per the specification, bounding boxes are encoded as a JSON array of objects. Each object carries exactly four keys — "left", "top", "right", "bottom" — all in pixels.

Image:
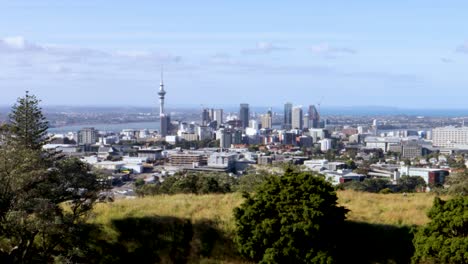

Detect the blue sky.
[{"left": 1, "top": 0, "right": 468, "bottom": 108}]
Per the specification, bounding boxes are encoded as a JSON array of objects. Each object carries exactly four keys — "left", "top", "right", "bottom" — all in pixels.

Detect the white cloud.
[
  {"left": 309, "top": 43, "right": 357, "bottom": 56},
  {"left": 0, "top": 36, "right": 183, "bottom": 80},
  {"left": 0, "top": 36, "right": 44, "bottom": 52},
  {"left": 242, "top": 42, "right": 291, "bottom": 54},
  {"left": 441, "top": 57, "right": 454, "bottom": 63},
  {"left": 455, "top": 42, "right": 468, "bottom": 53}
]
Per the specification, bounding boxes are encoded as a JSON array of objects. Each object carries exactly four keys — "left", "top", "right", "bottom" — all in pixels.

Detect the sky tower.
[
  {"left": 158, "top": 68, "right": 169, "bottom": 136},
  {"left": 158, "top": 69, "right": 166, "bottom": 116}
]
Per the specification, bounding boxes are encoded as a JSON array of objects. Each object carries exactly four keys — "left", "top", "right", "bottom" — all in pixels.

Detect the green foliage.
[
  {"left": 7, "top": 91, "right": 49, "bottom": 150},
  {"left": 412, "top": 196, "right": 468, "bottom": 264},
  {"left": 447, "top": 157, "right": 466, "bottom": 170},
  {"left": 0, "top": 93, "right": 108, "bottom": 262},
  {"left": 397, "top": 176, "right": 426, "bottom": 193},
  {"left": 445, "top": 171, "right": 468, "bottom": 196},
  {"left": 136, "top": 172, "right": 238, "bottom": 196},
  {"left": 234, "top": 168, "right": 348, "bottom": 263},
  {"left": 134, "top": 178, "right": 145, "bottom": 188},
  {"left": 345, "top": 159, "right": 357, "bottom": 170},
  {"left": 341, "top": 178, "right": 391, "bottom": 193},
  {"left": 235, "top": 170, "right": 274, "bottom": 193}
]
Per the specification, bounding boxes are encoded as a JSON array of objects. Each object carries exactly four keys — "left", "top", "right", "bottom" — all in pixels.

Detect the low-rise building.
[
  {"left": 207, "top": 152, "right": 237, "bottom": 170},
  {"left": 400, "top": 167, "right": 449, "bottom": 186}
]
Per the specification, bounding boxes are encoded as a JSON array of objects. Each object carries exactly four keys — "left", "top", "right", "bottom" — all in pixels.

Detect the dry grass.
[
  {"left": 89, "top": 190, "right": 446, "bottom": 263},
  {"left": 92, "top": 193, "right": 242, "bottom": 229},
  {"left": 92, "top": 190, "right": 442, "bottom": 233},
  {"left": 338, "top": 190, "right": 446, "bottom": 226}
]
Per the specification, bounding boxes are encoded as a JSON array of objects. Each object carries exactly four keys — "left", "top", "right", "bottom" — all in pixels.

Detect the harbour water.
[{"left": 48, "top": 121, "right": 161, "bottom": 134}]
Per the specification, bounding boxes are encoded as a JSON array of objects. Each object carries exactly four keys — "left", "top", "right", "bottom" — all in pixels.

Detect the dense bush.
[
  {"left": 412, "top": 196, "right": 468, "bottom": 264},
  {"left": 234, "top": 168, "right": 348, "bottom": 263},
  {"left": 397, "top": 176, "right": 426, "bottom": 193},
  {"left": 340, "top": 176, "right": 426, "bottom": 193},
  {"left": 234, "top": 170, "right": 275, "bottom": 193},
  {"left": 136, "top": 172, "right": 238, "bottom": 196},
  {"left": 341, "top": 178, "right": 391, "bottom": 193},
  {"left": 445, "top": 171, "right": 468, "bottom": 195}
]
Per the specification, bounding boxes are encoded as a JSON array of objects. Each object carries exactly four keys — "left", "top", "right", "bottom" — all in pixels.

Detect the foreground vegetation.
[
  {"left": 90, "top": 190, "right": 442, "bottom": 263},
  {"left": 1, "top": 93, "right": 465, "bottom": 263},
  {"left": 94, "top": 190, "right": 441, "bottom": 230}
]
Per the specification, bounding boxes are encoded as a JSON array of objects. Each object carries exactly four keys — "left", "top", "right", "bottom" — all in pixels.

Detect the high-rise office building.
[
  {"left": 158, "top": 70, "right": 170, "bottom": 137},
  {"left": 78, "top": 127, "right": 97, "bottom": 145},
  {"left": 239, "top": 103, "right": 250, "bottom": 129},
  {"left": 303, "top": 114, "right": 310, "bottom": 129},
  {"left": 283, "top": 102, "right": 292, "bottom": 130},
  {"left": 212, "top": 109, "right": 223, "bottom": 127},
  {"left": 218, "top": 128, "right": 232, "bottom": 149},
  {"left": 202, "top": 108, "right": 211, "bottom": 125},
  {"left": 261, "top": 108, "right": 272, "bottom": 129},
  {"left": 292, "top": 106, "right": 303, "bottom": 129},
  {"left": 308, "top": 105, "right": 320, "bottom": 128}
]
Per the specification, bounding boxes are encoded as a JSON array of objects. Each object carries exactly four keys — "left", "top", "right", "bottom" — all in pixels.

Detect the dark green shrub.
[
  {"left": 412, "top": 196, "right": 468, "bottom": 264},
  {"left": 234, "top": 168, "right": 348, "bottom": 263}
]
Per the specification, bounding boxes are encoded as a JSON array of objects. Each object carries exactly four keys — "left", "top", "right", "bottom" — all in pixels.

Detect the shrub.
[
  {"left": 234, "top": 168, "right": 348, "bottom": 263},
  {"left": 341, "top": 178, "right": 390, "bottom": 193},
  {"left": 396, "top": 176, "right": 426, "bottom": 193},
  {"left": 412, "top": 196, "right": 468, "bottom": 264}
]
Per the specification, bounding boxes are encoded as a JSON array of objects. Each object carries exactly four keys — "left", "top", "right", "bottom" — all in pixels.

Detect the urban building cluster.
[{"left": 41, "top": 74, "right": 468, "bottom": 196}]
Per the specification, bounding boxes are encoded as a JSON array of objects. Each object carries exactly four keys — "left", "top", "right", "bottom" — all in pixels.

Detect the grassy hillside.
[
  {"left": 338, "top": 190, "right": 445, "bottom": 226},
  {"left": 92, "top": 190, "right": 440, "bottom": 229},
  {"left": 89, "top": 191, "right": 443, "bottom": 263}
]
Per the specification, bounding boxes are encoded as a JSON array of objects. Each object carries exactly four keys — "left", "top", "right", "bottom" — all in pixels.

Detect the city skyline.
[{"left": 2, "top": 1, "right": 468, "bottom": 107}]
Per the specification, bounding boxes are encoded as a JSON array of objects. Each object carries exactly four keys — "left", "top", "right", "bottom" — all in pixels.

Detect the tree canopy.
[
  {"left": 7, "top": 91, "right": 49, "bottom": 150},
  {"left": 234, "top": 168, "right": 348, "bottom": 263},
  {"left": 0, "top": 92, "right": 108, "bottom": 262},
  {"left": 412, "top": 196, "right": 468, "bottom": 264}
]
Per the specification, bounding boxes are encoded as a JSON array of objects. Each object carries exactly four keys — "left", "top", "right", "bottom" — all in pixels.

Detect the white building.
[
  {"left": 208, "top": 152, "right": 237, "bottom": 169},
  {"left": 365, "top": 137, "right": 402, "bottom": 152},
  {"left": 320, "top": 138, "right": 333, "bottom": 152},
  {"left": 291, "top": 106, "right": 303, "bottom": 130},
  {"left": 78, "top": 127, "right": 98, "bottom": 145},
  {"left": 308, "top": 128, "right": 326, "bottom": 142},
  {"left": 432, "top": 126, "right": 468, "bottom": 148}
]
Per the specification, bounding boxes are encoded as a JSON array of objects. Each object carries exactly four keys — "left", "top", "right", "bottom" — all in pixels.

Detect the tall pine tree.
[
  {"left": 8, "top": 91, "right": 49, "bottom": 150},
  {"left": 0, "top": 92, "right": 108, "bottom": 263}
]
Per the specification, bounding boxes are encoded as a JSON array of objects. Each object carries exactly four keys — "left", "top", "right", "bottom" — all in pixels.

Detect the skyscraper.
[
  {"left": 308, "top": 105, "right": 320, "bottom": 128},
  {"left": 283, "top": 102, "right": 292, "bottom": 130},
  {"left": 292, "top": 106, "right": 303, "bottom": 129},
  {"left": 202, "top": 108, "right": 211, "bottom": 125},
  {"left": 212, "top": 109, "right": 223, "bottom": 127},
  {"left": 239, "top": 103, "right": 250, "bottom": 129},
  {"left": 261, "top": 108, "right": 272, "bottom": 129},
  {"left": 158, "top": 70, "right": 170, "bottom": 137}
]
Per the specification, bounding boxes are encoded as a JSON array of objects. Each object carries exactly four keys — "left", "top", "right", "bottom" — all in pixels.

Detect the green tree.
[
  {"left": 234, "top": 168, "right": 348, "bottom": 263},
  {"left": 445, "top": 171, "right": 468, "bottom": 195},
  {"left": 235, "top": 170, "right": 273, "bottom": 193},
  {"left": 0, "top": 93, "right": 107, "bottom": 262},
  {"left": 341, "top": 178, "right": 390, "bottom": 193},
  {"left": 7, "top": 91, "right": 49, "bottom": 150},
  {"left": 412, "top": 196, "right": 468, "bottom": 264},
  {"left": 397, "top": 176, "right": 426, "bottom": 193}
]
